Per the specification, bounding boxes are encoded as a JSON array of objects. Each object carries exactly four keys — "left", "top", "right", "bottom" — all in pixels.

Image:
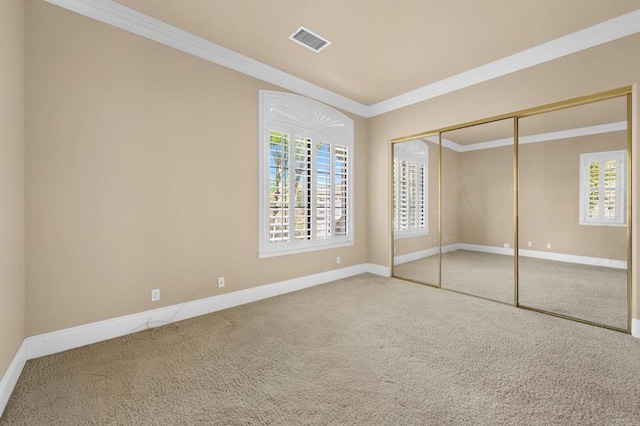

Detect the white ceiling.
[
  {"left": 44, "top": 0, "right": 640, "bottom": 117},
  {"left": 113, "top": 0, "right": 640, "bottom": 104}
]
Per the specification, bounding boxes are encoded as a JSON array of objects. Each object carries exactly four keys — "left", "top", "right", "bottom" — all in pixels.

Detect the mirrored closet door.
[
  {"left": 517, "top": 95, "right": 630, "bottom": 330},
  {"left": 440, "top": 119, "right": 515, "bottom": 304},
  {"left": 390, "top": 89, "right": 631, "bottom": 333}
]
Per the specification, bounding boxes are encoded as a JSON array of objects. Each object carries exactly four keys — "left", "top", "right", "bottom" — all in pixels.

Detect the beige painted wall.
[
  {"left": 25, "top": 0, "right": 368, "bottom": 336},
  {"left": 453, "top": 146, "right": 514, "bottom": 248},
  {"left": 368, "top": 32, "right": 640, "bottom": 319},
  {"left": 441, "top": 147, "right": 460, "bottom": 246},
  {"left": 17, "top": 0, "right": 640, "bottom": 338},
  {"left": 0, "top": 0, "right": 26, "bottom": 377}
]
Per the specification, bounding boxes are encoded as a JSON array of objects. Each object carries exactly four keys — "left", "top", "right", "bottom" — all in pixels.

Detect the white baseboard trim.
[
  {"left": 0, "top": 262, "right": 391, "bottom": 417},
  {"left": 0, "top": 342, "right": 27, "bottom": 418},
  {"left": 394, "top": 247, "right": 439, "bottom": 265},
  {"left": 519, "top": 248, "right": 627, "bottom": 269},
  {"left": 24, "top": 263, "right": 384, "bottom": 360},
  {"left": 365, "top": 263, "right": 392, "bottom": 277},
  {"left": 441, "top": 243, "right": 460, "bottom": 254},
  {"left": 455, "top": 243, "right": 627, "bottom": 270},
  {"left": 1, "top": 260, "right": 634, "bottom": 417},
  {"left": 393, "top": 244, "right": 460, "bottom": 265},
  {"left": 632, "top": 319, "right": 640, "bottom": 338},
  {"left": 458, "top": 243, "right": 513, "bottom": 256}
]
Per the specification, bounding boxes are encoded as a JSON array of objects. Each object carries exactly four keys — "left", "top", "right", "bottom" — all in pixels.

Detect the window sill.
[
  {"left": 579, "top": 221, "right": 627, "bottom": 227},
  {"left": 394, "top": 231, "right": 429, "bottom": 239},
  {"left": 259, "top": 240, "right": 355, "bottom": 259}
]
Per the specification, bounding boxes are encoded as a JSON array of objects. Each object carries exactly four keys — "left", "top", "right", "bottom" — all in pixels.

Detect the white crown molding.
[
  {"left": 519, "top": 121, "right": 627, "bottom": 144},
  {"left": 42, "top": 0, "right": 370, "bottom": 117},
  {"left": 421, "top": 121, "right": 626, "bottom": 153},
  {"left": 423, "top": 135, "right": 463, "bottom": 152},
  {"left": 41, "top": 1, "right": 640, "bottom": 119},
  {"left": 368, "top": 9, "right": 640, "bottom": 116},
  {"left": 459, "top": 121, "right": 628, "bottom": 152}
]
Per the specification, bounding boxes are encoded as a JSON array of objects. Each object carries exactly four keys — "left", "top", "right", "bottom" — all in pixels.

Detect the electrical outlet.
[
  {"left": 445, "top": 237, "right": 449, "bottom": 243},
  {"left": 151, "top": 289, "right": 160, "bottom": 302},
  {"left": 546, "top": 243, "right": 552, "bottom": 249},
  {"left": 527, "top": 241, "right": 532, "bottom": 247},
  {"left": 336, "top": 256, "right": 341, "bottom": 264},
  {"left": 504, "top": 243, "right": 510, "bottom": 249},
  {"left": 218, "top": 277, "right": 225, "bottom": 288}
]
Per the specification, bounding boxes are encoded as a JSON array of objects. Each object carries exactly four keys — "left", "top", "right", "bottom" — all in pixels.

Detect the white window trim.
[
  {"left": 579, "top": 149, "right": 627, "bottom": 226},
  {"left": 259, "top": 91, "right": 354, "bottom": 258},
  {"left": 394, "top": 142, "right": 429, "bottom": 238}
]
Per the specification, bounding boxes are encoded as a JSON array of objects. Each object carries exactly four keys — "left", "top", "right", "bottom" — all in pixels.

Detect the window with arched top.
[{"left": 259, "top": 91, "right": 354, "bottom": 258}]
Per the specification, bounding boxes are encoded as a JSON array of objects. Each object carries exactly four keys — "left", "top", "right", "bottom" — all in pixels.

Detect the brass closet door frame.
[{"left": 389, "top": 86, "right": 633, "bottom": 333}]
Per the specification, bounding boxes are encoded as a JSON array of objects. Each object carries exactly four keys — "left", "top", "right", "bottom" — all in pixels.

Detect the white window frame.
[
  {"left": 579, "top": 149, "right": 626, "bottom": 226},
  {"left": 393, "top": 141, "right": 428, "bottom": 238},
  {"left": 259, "top": 91, "right": 354, "bottom": 258}
]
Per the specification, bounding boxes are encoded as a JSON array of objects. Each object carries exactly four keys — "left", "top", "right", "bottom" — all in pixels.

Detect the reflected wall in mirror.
[
  {"left": 441, "top": 118, "right": 514, "bottom": 303},
  {"left": 518, "top": 96, "right": 629, "bottom": 330},
  {"left": 392, "top": 139, "right": 439, "bottom": 286}
]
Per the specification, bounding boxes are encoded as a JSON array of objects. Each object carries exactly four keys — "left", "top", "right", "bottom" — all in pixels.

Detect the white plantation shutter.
[
  {"left": 268, "top": 131, "right": 290, "bottom": 243},
  {"left": 293, "top": 135, "right": 312, "bottom": 241},
  {"left": 267, "top": 131, "right": 351, "bottom": 247},
  {"left": 333, "top": 145, "right": 349, "bottom": 237},
  {"left": 580, "top": 150, "right": 626, "bottom": 226},
  {"left": 314, "top": 142, "right": 349, "bottom": 240},
  {"left": 259, "top": 91, "right": 354, "bottom": 257},
  {"left": 394, "top": 144, "right": 428, "bottom": 237},
  {"left": 315, "top": 141, "right": 332, "bottom": 239}
]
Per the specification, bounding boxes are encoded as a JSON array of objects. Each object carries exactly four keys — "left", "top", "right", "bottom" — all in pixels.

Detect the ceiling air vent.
[{"left": 289, "top": 26, "right": 332, "bottom": 53}]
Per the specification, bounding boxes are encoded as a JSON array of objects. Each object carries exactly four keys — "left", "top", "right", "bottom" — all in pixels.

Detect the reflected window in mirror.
[
  {"left": 579, "top": 150, "right": 626, "bottom": 226},
  {"left": 394, "top": 141, "right": 428, "bottom": 238}
]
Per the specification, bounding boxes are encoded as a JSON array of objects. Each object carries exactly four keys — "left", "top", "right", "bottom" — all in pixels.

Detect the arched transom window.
[{"left": 259, "top": 91, "right": 354, "bottom": 257}]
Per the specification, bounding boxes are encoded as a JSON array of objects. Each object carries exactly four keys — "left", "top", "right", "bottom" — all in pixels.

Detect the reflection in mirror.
[
  {"left": 518, "top": 96, "right": 628, "bottom": 330},
  {"left": 441, "top": 118, "right": 514, "bottom": 303},
  {"left": 392, "top": 139, "right": 439, "bottom": 286}
]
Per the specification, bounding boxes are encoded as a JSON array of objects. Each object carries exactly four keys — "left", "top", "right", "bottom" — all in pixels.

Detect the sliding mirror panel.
[
  {"left": 518, "top": 96, "right": 629, "bottom": 330},
  {"left": 392, "top": 139, "right": 440, "bottom": 286},
  {"left": 441, "top": 118, "right": 515, "bottom": 303}
]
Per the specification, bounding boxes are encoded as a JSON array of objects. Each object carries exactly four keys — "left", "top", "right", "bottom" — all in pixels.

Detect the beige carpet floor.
[
  {"left": 2, "top": 274, "right": 640, "bottom": 425},
  {"left": 441, "top": 251, "right": 514, "bottom": 304},
  {"left": 394, "top": 250, "right": 627, "bottom": 329}
]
